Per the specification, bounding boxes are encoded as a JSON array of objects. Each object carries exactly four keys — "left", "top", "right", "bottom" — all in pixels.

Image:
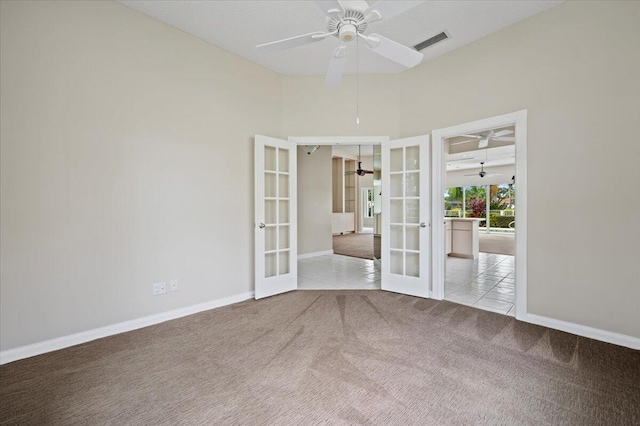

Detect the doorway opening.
[
  {"left": 330, "top": 144, "right": 379, "bottom": 261},
  {"left": 431, "top": 111, "right": 527, "bottom": 319},
  {"left": 443, "top": 127, "right": 516, "bottom": 315},
  {"left": 292, "top": 137, "right": 386, "bottom": 291}
]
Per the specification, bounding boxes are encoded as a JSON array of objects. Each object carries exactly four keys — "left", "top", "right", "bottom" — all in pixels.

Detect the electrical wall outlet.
[
  {"left": 153, "top": 282, "right": 167, "bottom": 296},
  {"left": 169, "top": 279, "right": 179, "bottom": 292}
]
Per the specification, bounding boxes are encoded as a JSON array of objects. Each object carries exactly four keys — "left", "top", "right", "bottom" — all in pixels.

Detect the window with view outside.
[{"left": 444, "top": 183, "right": 515, "bottom": 230}]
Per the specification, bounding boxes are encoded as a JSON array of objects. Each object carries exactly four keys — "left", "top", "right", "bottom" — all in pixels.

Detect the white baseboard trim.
[
  {"left": 524, "top": 313, "right": 640, "bottom": 350},
  {"left": 0, "top": 291, "right": 254, "bottom": 365},
  {"left": 298, "top": 250, "right": 333, "bottom": 260}
]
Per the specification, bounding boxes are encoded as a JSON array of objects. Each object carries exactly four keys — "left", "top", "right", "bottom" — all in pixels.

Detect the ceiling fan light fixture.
[{"left": 339, "top": 24, "right": 357, "bottom": 41}]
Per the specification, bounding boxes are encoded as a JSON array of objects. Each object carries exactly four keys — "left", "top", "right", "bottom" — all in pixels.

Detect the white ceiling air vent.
[{"left": 413, "top": 31, "right": 450, "bottom": 51}]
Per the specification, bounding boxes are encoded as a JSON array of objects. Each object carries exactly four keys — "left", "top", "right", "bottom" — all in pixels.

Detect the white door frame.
[
  {"left": 289, "top": 136, "right": 389, "bottom": 146},
  {"left": 431, "top": 110, "right": 528, "bottom": 320}
]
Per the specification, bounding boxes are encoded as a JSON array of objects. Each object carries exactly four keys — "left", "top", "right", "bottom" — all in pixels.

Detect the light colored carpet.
[
  {"left": 479, "top": 232, "right": 515, "bottom": 256},
  {"left": 1, "top": 291, "right": 638, "bottom": 425},
  {"left": 333, "top": 233, "right": 374, "bottom": 260}
]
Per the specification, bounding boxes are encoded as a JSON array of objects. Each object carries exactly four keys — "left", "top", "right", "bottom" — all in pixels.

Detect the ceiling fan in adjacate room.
[
  {"left": 450, "top": 129, "right": 515, "bottom": 149},
  {"left": 256, "top": 0, "right": 425, "bottom": 87},
  {"left": 464, "top": 162, "right": 495, "bottom": 178},
  {"left": 346, "top": 145, "right": 374, "bottom": 176},
  {"left": 464, "top": 149, "right": 502, "bottom": 178}
]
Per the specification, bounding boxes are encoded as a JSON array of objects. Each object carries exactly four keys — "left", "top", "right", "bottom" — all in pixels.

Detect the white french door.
[
  {"left": 381, "top": 135, "right": 431, "bottom": 298},
  {"left": 254, "top": 135, "right": 297, "bottom": 299}
]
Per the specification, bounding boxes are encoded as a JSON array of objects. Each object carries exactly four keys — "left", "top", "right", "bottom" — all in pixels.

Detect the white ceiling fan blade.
[
  {"left": 478, "top": 138, "right": 490, "bottom": 149},
  {"left": 492, "top": 137, "right": 516, "bottom": 142},
  {"left": 460, "top": 134, "right": 481, "bottom": 139},
  {"left": 313, "top": 0, "right": 344, "bottom": 18},
  {"left": 484, "top": 173, "right": 503, "bottom": 177},
  {"left": 364, "top": 33, "right": 423, "bottom": 68},
  {"left": 365, "top": 1, "right": 425, "bottom": 23},
  {"left": 257, "top": 31, "right": 326, "bottom": 53},
  {"left": 450, "top": 139, "right": 476, "bottom": 146},
  {"left": 325, "top": 45, "right": 348, "bottom": 88},
  {"left": 492, "top": 129, "right": 514, "bottom": 138}
]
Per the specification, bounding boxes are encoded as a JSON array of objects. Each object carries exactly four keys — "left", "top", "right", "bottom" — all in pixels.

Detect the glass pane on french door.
[
  {"left": 389, "top": 144, "right": 421, "bottom": 278},
  {"left": 264, "top": 146, "right": 290, "bottom": 278}
]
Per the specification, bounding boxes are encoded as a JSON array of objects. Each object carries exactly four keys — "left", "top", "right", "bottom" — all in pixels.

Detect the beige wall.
[
  {"left": 399, "top": 1, "right": 640, "bottom": 337},
  {"left": 297, "top": 146, "right": 332, "bottom": 255},
  {"left": 283, "top": 75, "right": 400, "bottom": 138},
  {"left": 0, "top": 1, "right": 283, "bottom": 351}
]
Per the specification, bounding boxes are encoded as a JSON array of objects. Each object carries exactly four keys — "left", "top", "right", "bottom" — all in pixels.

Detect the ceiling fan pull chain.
[{"left": 356, "top": 36, "right": 360, "bottom": 125}]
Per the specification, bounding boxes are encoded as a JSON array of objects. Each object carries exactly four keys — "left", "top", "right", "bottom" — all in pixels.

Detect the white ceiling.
[
  {"left": 447, "top": 145, "right": 514, "bottom": 171},
  {"left": 118, "top": 0, "right": 562, "bottom": 76}
]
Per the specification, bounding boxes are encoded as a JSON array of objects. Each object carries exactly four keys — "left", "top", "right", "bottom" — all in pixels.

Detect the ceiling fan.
[
  {"left": 346, "top": 145, "right": 374, "bottom": 176},
  {"left": 464, "top": 162, "right": 501, "bottom": 178},
  {"left": 451, "top": 129, "right": 515, "bottom": 149},
  {"left": 256, "top": 0, "right": 425, "bottom": 87}
]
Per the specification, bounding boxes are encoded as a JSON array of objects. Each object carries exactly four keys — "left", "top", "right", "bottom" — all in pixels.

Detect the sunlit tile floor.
[
  {"left": 298, "top": 253, "right": 514, "bottom": 315},
  {"left": 298, "top": 254, "right": 381, "bottom": 290},
  {"left": 445, "top": 253, "right": 515, "bottom": 316}
]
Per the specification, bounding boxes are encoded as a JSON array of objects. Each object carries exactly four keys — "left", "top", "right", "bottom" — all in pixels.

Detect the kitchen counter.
[{"left": 444, "top": 218, "right": 482, "bottom": 259}]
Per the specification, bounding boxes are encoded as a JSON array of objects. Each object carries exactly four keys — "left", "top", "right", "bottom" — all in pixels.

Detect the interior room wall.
[
  {"left": 283, "top": 75, "right": 400, "bottom": 138},
  {"left": 399, "top": 1, "right": 640, "bottom": 338},
  {"left": 0, "top": 1, "right": 283, "bottom": 351},
  {"left": 297, "top": 146, "right": 332, "bottom": 255}
]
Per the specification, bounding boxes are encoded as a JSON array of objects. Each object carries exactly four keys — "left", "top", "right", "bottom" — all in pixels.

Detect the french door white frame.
[
  {"left": 381, "top": 135, "right": 431, "bottom": 298},
  {"left": 254, "top": 135, "right": 298, "bottom": 299},
  {"left": 431, "top": 110, "right": 528, "bottom": 320}
]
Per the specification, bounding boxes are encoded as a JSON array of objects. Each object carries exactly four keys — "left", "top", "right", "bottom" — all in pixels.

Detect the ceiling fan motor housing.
[
  {"left": 328, "top": 10, "right": 367, "bottom": 42},
  {"left": 339, "top": 24, "right": 357, "bottom": 41}
]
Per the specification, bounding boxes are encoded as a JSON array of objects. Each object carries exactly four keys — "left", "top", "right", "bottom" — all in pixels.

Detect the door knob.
[
  {"left": 258, "top": 223, "right": 266, "bottom": 229},
  {"left": 420, "top": 222, "right": 427, "bottom": 228}
]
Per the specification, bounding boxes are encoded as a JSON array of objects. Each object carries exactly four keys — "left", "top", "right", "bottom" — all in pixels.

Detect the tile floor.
[
  {"left": 298, "top": 254, "right": 381, "bottom": 290},
  {"left": 445, "top": 253, "right": 515, "bottom": 316},
  {"left": 297, "top": 252, "right": 515, "bottom": 316}
]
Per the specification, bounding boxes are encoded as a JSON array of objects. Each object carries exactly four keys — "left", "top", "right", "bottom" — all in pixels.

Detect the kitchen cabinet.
[{"left": 332, "top": 212, "right": 355, "bottom": 234}]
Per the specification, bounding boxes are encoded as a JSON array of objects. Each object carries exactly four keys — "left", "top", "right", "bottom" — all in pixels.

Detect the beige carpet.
[
  {"left": 1, "top": 291, "right": 638, "bottom": 425},
  {"left": 479, "top": 232, "right": 515, "bottom": 256},
  {"left": 333, "top": 233, "right": 374, "bottom": 259}
]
